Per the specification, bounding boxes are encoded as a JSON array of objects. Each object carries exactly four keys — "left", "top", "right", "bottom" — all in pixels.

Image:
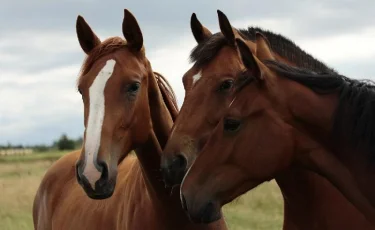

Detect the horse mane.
[
  {"left": 154, "top": 72, "right": 179, "bottom": 121},
  {"left": 190, "top": 27, "right": 337, "bottom": 74},
  {"left": 264, "top": 60, "right": 375, "bottom": 160},
  {"left": 77, "top": 36, "right": 179, "bottom": 120}
]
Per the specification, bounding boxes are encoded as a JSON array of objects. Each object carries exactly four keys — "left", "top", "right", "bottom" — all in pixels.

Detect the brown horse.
[
  {"left": 162, "top": 11, "right": 375, "bottom": 229},
  {"left": 33, "top": 10, "right": 227, "bottom": 230},
  {"left": 161, "top": 10, "right": 335, "bottom": 185},
  {"left": 180, "top": 34, "right": 375, "bottom": 226}
]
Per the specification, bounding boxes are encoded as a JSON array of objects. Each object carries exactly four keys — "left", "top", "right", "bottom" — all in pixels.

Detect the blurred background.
[{"left": 1, "top": 0, "right": 374, "bottom": 229}]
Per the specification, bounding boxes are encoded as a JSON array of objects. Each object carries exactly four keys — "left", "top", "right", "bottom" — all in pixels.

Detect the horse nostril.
[
  {"left": 171, "top": 154, "right": 187, "bottom": 170},
  {"left": 97, "top": 161, "right": 109, "bottom": 181},
  {"left": 202, "top": 202, "right": 215, "bottom": 217},
  {"left": 177, "top": 154, "right": 187, "bottom": 168},
  {"left": 75, "top": 160, "right": 84, "bottom": 185}
]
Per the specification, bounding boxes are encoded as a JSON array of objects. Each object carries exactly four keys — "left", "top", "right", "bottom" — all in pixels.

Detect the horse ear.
[
  {"left": 255, "top": 32, "right": 275, "bottom": 61},
  {"left": 191, "top": 13, "right": 212, "bottom": 44},
  {"left": 122, "top": 9, "right": 143, "bottom": 51},
  {"left": 76, "top": 15, "right": 101, "bottom": 54},
  {"left": 217, "top": 10, "right": 239, "bottom": 46},
  {"left": 236, "top": 38, "right": 262, "bottom": 81}
]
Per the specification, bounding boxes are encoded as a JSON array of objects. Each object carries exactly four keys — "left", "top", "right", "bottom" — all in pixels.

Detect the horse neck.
[
  {"left": 134, "top": 67, "right": 174, "bottom": 198},
  {"left": 327, "top": 137, "right": 375, "bottom": 214},
  {"left": 281, "top": 79, "right": 375, "bottom": 223},
  {"left": 134, "top": 70, "right": 227, "bottom": 229},
  {"left": 132, "top": 70, "right": 179, "bottom": 224},
  {"left": 326, "top": 97, "right": 375, "bottom": 207},
  {"left": 147, "top": 71, "right": 174, "bottom": 148},
  {"left": 275, "top": 167, "right": 373, "bottom": 229}
]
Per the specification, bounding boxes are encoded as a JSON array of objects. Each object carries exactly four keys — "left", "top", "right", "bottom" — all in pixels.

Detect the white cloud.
[
  {"left": 0, "top": 30, "right": 78, "bottom": 56},
  {"left": 1, "top": 9, "right": 375, "bottom": 145},
  {"left": 0, "top": 64, "right": 84, "bottom": 144},
  {"left": 147, "top": 32, "right": 195, "bottom": 107},
  {"left": 298, "top": 27, "right": 375, "bottom": 63}
]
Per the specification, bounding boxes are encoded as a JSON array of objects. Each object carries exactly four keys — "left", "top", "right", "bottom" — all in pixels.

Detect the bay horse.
[
  {"left": 180, "top": 33, "right": 375, "bottom": 226},
  {"left": 162, "top": 10, "right": 374, "bottom": 229},
  {"left": 33, "top": 9, "right": 227, "bottom": 230}
]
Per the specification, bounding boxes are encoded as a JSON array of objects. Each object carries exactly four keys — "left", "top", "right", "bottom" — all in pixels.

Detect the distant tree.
[
  {"left": 74, "top": 137, "right": 83, "bottom": 149},
  {"left": 33, "top": 145, "right": 50, "bottom": 152},
  {"left": 52, "top": 140, "right": 58, "bottom": 149},
  {"left": 57, "top": 134, "right": 75, "bottom": 150}
]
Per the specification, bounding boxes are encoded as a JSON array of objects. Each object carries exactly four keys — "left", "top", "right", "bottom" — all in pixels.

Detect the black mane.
[
  {"left": 265, "top": 60, "right": 375, "bottom": 160},
  {"left": 190, "top": 27, "right": 337, "bottom": 74}
]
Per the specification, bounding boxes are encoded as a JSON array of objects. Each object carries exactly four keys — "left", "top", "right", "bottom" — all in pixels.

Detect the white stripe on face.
[
  {"left": 192, "top": 71, "right": 202, "bottom": 86},
  {"left": 83, "top": 59, "right": 116, "bottom": 190}
]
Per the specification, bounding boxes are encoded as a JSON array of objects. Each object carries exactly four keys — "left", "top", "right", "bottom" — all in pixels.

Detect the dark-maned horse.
[
  {"left": 180, "top": 33, "right": 375, "bottom": 226},
  {"left": 33, "top": 9, "right": 227, "bottom": 230},
  {"left": 163, "top": 10, "right": 374, "bottom": 229}
]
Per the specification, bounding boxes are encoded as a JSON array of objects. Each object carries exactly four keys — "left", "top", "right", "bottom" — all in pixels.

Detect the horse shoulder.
[
  {"left": 114, "top": 155, "right": 160, "bottom": 229},
  {"left": 33, "top": 150, "right": 81, "bottom": 230}
]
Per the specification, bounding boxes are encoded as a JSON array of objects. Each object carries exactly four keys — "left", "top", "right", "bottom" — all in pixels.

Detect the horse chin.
[
  {"left": 87, "top": 191, "right": 114, "bottom": 200},
  {"left": 82, "top": 182, "right": 116, "bottom": 200},
  {"left": 77, "top": 170, "right": 117, "bottom": 200},
  {"left": 187, "top": 201, "right": 222, "bottom": 224},
  {"left": 180, "top": 190, "right": 222, "bottom": 224}
]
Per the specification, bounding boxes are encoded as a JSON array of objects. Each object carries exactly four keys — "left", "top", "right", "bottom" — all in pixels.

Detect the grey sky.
[{"left": 1, "top": 0, "right": 374, "bottom": 145}]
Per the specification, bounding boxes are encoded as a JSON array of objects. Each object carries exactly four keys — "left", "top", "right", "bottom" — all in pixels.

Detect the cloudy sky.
[{"left": 1, "top": 0, "right": 374, "bottom": 145}]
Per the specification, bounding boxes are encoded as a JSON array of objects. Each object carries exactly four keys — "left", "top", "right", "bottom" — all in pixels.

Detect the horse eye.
[
  {"left": 223, "top": 118, "right": 241, "bottom": 132},
  {"left": 127, "top": 82, "right": 140, "bottom": 94},
  {"left": 218, "top": 79, "right": 234, "bottom": 92}
]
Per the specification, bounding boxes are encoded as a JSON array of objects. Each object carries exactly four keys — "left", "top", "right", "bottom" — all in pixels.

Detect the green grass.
[
  {"left": 223, "top": 182, "right": 283, "bottom": 230},
  {"left": 0, "top": 150, "right": 68, "bottom": 163},
  {"left": 0, "top": 150, "right": 283, "bottom": 230}
]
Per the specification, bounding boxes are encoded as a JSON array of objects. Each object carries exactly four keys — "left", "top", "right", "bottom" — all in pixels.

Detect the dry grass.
[
  {"left": 0, "top": 151, "right": 283, "bottom": 230},
  {"left": 0, "top": 160, "right": 54, "bottom": 230}
]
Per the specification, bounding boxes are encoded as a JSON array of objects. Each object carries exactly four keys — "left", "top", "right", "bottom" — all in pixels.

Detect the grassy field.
[{"left": 0, "top": 150, "right": 283, "bottom": 230}]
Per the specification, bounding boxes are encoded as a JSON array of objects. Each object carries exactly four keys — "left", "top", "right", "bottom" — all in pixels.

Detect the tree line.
[{"left": 0, "top": 134, "right": 83, "bottom": 151}]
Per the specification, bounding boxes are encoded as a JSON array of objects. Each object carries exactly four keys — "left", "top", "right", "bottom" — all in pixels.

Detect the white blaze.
[
  {"left": 83, "top": 59, "right": 116, "bottom": 189},
  {"left": 192, "top": 71, "right": 202, "bottom": 86}
]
